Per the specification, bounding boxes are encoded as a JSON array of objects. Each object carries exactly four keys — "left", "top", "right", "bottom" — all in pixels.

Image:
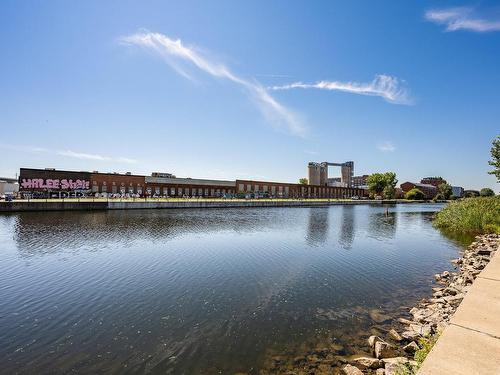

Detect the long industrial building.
[{"left": 17, "top": 167, "right": 366, "bottom": 199}]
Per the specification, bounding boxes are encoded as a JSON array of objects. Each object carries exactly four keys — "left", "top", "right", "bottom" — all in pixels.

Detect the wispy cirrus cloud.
[
  {"left": 0, "top": 143, "right": 137, "bottom": 164},
  {"left": 377, "top": 141, "right": 396, "bottom": 152},
  {"left": 57, "top": 150, "right": 137, "bottom": 163},
  {"left": 120, "top": 31, "right": 306, "bottom": 137},
  {"left": 425, "top": 7, "right": 500, "bottom": 32},
  {"left": 269, "top": 74, "right": 412, "bottom": 105}
]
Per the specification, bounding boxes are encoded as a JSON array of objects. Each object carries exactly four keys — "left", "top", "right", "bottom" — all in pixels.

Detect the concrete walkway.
[{"left": 418, "top": 249, "right": 500, "bottom": 375}]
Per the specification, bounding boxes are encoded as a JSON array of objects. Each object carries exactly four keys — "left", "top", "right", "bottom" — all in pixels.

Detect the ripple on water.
[{"left": 0, "top": 205, "right": 461, "bottom": 374}]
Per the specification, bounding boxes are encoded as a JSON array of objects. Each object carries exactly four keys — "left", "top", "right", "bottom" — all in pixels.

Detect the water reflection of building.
[
  {"left": 367, "top": 206, "right": 398, "bottom": 240},
  {"left": 338, "top": 205, "right": 356, "bottom": 249},
  {"left": 12, "top": 209, "right": 291, "bottom": 257},
  {"left": 306, "top": 208, "right": 330, "bottom": 246}
]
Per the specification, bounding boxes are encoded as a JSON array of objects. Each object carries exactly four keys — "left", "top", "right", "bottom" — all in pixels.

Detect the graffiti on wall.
[{"left": 20, "top": 179, "right": 90, "bottom": 190}]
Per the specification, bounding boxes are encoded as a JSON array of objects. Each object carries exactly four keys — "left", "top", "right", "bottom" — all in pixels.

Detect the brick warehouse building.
[
  {"left": 18, "top": 168, "right": 366, "bottom": 199},
  {"left": 91, "top": 172, "right": 145, "bottom": 195},
  {"left": 400, "top": 181, "right": 437, "bottom": 200},
  {"left": 145, "top": 175, "right": 236, "bottom": 197},
  {"left": 19, "top": 168, "right": 92, "bottom": 198},
  {"left": 235, "top": 179, "right": 366, "bottom": 199}
]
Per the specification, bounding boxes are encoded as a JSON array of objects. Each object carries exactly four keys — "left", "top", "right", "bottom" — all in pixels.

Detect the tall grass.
[{"left": 434, "top": 196, "right": 500, "bottom": 234}]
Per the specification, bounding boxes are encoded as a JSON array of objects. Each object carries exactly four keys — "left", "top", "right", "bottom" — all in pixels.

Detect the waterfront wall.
[
  {"left": 0, "top": 201, "right": 108, "bottom": 212},
  {"left": 0, "top": 199, "right": 429, "bottom": 213}
]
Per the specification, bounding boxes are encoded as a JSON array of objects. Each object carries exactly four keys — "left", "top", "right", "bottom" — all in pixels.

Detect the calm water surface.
[{"left": 0, "top": 204, "right": 465, "bottom": 374}]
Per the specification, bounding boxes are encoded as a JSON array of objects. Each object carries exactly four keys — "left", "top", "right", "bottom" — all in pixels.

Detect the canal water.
[{"left": 0, "top": 205, "right": 465, "bottom": 374}]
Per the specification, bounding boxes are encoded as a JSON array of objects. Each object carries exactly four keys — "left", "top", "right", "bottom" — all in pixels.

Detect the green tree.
[
  {"left": 488, "top": 135, "right": 500, "bottom": 183},
  {"left": 299, "top": 178, "right": 308, "bottom": 185},
  {"left": 405, "top": 188, "right": 425, "bottom": 200},
  {"left": 437, "top": 183, "right": 452, "bottom": 200},
  {"left": 367, "top": 172, "right": 398, "bottom": 198},
  {"left": 383, "top": 185, "right": 396, "bottom": 199},
  {"left": 464, "top": 190, "right": 480, "bottom": 198},
  {"left": 480, "top": 188, "right": 495, "bottom": 197}
]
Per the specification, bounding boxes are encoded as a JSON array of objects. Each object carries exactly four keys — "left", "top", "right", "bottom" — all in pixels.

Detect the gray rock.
[
  {"left": 397, "top": 317, "right": 414, "bottom": 325},
  {"left": 374, "top": 340, "right": 396, "bottom": 359},
  {"left": 383, "top": 357, "right": 417, "bottom": 374},
  {"left": 368, "top": 335, "right": 384, "bottom": 349},
  {"left": 388, "top": 329, "right": 402, "bottom": 342},
  {"left": 342, "top": 364, "right": 363, "bottom": 375},
  {"left": 401, "top": 330, "right": 420, "bottom": 341},
  {"left": 351, "top": 356, "right": 382, "bottom": 369},
  {"left": 410, "top": 323, "right": 432, "bottom": 337},
  {"left": 403, "top": 341, "right": 419, "bottom": 354}
]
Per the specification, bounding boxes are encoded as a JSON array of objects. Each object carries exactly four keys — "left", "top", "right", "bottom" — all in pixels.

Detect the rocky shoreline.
[
  {"left": 342, "top": 233, "right": 499, "bottom": 375},
  {"left": 262, "top": 233, "right": 499, "bottom": 375}
]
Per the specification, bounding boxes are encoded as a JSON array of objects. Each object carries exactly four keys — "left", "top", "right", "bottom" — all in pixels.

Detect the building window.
[
  {"left": 238, "top": 184, "right": 244, "bottom": 192},
  {"left": 205, "top": 188, "right": 209, "bottom": 196},
  {"left": 246, "top": 184, "right": 251, "bottom": 191},
  {"left": 178, "top": 187, "right": 183, "bottom": 195},
  {"left": 171, "top": 187, "right": 175, "bottom": 196},
  {"left": 263, "top": 185, "right": 268, "bottom": 192}
]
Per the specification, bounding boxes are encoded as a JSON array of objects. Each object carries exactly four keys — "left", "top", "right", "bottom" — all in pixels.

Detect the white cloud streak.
[
  {"left": 0, "top": 143, "right": 137, "bottom": 164},
  {"left": 377, "top": 141, "right": 396, "bottom": 152},
  {"left": 120, "top": 31, "right": 306, "bottom": 137},
  {"left": 425, "top": 7, "right": 500, "bottom": 32},
  {"left": 57, "top": 150, "right": 137, "bottom": 163},
  {"left": 269, "top": 74, "right": 412, "bottom": 105}
]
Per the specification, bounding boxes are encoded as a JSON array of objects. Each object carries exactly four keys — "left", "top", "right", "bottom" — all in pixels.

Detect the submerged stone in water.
[{"left": 369, "top": 309, "right": 391, "bottom": 324}]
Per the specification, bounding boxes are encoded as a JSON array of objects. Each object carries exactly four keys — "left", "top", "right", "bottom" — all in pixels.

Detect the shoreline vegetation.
[{"left": 433, "top": 196, "right": 500, "bottom": 234}]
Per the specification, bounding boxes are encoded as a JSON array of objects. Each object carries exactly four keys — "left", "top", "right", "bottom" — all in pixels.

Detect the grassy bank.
[{"left": 434, "top": 196, "right": 500, "bottom": 234}]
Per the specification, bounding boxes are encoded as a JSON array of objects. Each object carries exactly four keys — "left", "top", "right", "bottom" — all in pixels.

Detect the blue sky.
[{"left": 1, "top": 1, "right": 499, "bottom": 190}]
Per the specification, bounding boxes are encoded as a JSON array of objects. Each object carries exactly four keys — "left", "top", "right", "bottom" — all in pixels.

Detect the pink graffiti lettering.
[{"left": 20, "top": 178, "right": 90, "bottom": 190}]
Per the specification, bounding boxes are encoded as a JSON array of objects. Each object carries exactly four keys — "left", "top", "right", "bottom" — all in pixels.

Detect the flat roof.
[{"left": 146, "top": 176, "right": 236, "bottom": 187}]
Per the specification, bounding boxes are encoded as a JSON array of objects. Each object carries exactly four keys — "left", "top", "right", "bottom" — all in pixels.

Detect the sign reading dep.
[{"left": 21, "top": 178, "right": 90, "bottom": 190}]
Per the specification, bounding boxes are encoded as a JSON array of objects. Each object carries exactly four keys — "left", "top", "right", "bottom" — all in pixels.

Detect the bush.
[
  {"left": 434, "top": 196, "right": 500, "bottom": 234},
  {"left": 480, "top": 188, "right": 495, "bottom": 197},
  {"left": 437, "top": 183, "right": 452, "bottom": 200},
  {"left": 464, "top": 190, "right": 480, "bottom": 198},
  {"left": 405, "top": 188, "right": 426, "bottom": 200}
]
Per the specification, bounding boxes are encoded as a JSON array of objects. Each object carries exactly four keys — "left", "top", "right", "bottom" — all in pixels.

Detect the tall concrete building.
[{"left": 308, "top": 161, "right": 354, "bottom": 187}]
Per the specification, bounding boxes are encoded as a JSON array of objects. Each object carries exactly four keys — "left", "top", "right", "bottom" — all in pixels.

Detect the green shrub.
[
  {"left": 414, "top": 334, "right": 439, "bottom": 366},
  {"left": 464, "top": 190, "right": 480, "bottom": 198},
  {"left": 434, "top": 196, "right": 500, "bottom": 234},
  {"left": 480, "top": 187, "right": 495, "bottom": 197},
  {"left": 405, "top": 188, "right": 425, "bottom": 200}
]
